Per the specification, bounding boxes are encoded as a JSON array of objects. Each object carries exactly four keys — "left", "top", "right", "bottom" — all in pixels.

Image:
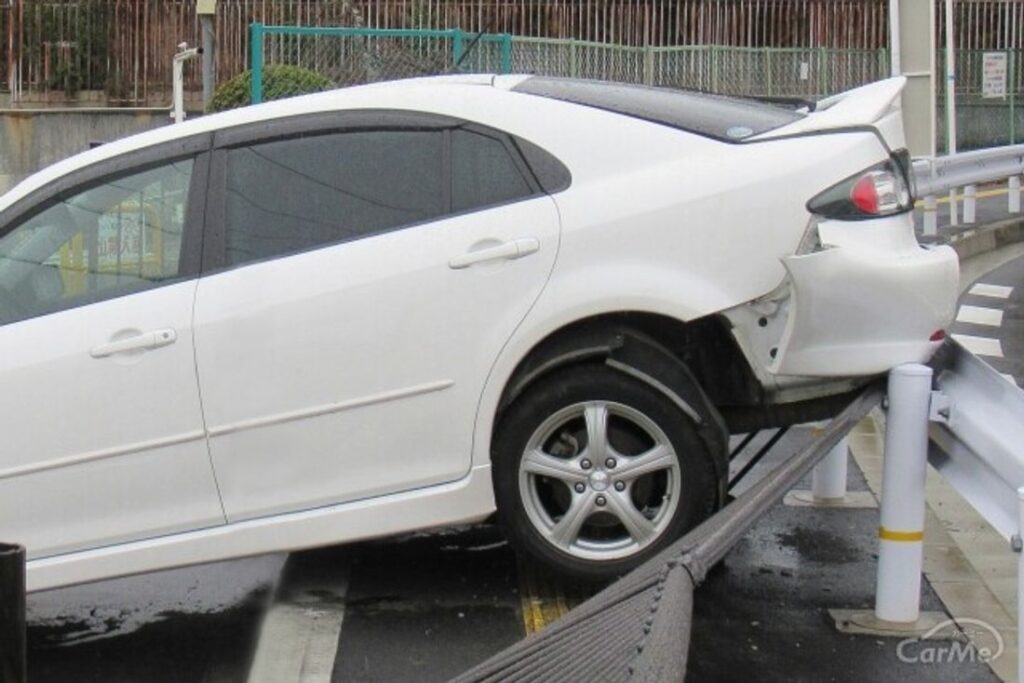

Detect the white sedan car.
[{"left": 0, "top": 75, "right": 956, "bottom": 589}]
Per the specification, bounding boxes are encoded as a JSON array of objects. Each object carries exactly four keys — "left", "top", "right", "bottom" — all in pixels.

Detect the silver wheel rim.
[{"left": 518, "top": 400, "right": 682, "bottom": 562}]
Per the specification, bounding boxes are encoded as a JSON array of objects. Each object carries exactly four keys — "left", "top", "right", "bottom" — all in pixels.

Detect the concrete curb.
[{"left": 944, "top": 216, "right": 1024, "bottom": 261}]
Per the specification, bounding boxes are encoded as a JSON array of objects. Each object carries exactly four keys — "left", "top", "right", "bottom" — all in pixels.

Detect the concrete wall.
[{"left": 0, "top": 110, "right": 175, "bottom": 195}]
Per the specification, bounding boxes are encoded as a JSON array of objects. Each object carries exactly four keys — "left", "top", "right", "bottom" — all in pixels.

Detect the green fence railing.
[
  {"left": 249, "top": 24, "right": 513, "bottom": 104},
  {"left": 247, "top": 25, "right": 1024, "bottom": 150}
]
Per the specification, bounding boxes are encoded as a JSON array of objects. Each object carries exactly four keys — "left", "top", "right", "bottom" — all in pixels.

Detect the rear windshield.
[{"left": 511, "top": 77, "right": 804, "bottom": 142}]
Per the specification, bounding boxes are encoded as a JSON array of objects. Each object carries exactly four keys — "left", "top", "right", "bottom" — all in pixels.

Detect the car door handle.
[
  {"left": 90, "top": 329, "right": 178, "bottom": 359},
  {"left": 448, "top": 238, "right": 540, "bottom": 269}
]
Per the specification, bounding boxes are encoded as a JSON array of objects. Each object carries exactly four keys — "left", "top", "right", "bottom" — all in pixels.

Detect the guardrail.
[
  {"left": 0, "top": 543, "right": 26, "bottom": 683},
  {"left": 913, "top": 146, "right": 1024, "bottom": 235},
  {"left": 927, "top": 341, "right": 1024, "bottom": 681},
  {"left": 454, "top": 384, "right": 883, "bottom": 682}
]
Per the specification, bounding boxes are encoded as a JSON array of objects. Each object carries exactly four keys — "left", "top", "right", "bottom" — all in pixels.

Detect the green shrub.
[{"left": 207, "top": 64, "right": 335, "bottom": 113}]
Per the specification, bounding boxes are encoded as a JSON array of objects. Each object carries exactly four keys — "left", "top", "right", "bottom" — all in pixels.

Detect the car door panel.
[
  {"left": 194, "top": 195, "right": 558, "bottom": 521},
  {"left": 0, "top": 153, "right": 223, "bottom": 559}
]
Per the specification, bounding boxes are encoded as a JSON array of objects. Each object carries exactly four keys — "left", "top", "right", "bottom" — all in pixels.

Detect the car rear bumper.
[{"left": 771, "top": 239, "right": 959, "bottom": 377}]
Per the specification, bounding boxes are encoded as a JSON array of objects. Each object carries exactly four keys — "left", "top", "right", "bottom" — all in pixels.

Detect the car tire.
[{"left": 493, "top": 363, "right": 718, "bottom": 582}]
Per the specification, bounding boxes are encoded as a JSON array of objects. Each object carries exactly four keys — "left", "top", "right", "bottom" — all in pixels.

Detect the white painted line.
[
  {"left": 247, "top": 562, "right": 349, "bottom": 683},
  {"left": 969, "top": 283, "right": 1013, "bottom": 299},
  {"left": 951, "top": 333, "right": 1005, "bottom": 358},
  {"left": 248, "top": 603, "right": 346, "bottom": 683},
  {"left": 956, "top": 304, "right": 1004, "bottom": 327},
  {"left": 1001, "top": 373, "right": 1018, "bottom": 386}
]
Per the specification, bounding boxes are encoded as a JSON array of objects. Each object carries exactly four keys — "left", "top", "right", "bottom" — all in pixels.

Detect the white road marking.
[
  {"left": 1001, "top": 373, "right": 1018, "bottom": 385},
  {"left": 956, "top": 304, "right": 1004, "bottom": 327},
  {"left": 952, "top": 333, "right": 1005, "bottom": 358},
  {"left": 969, "top": 283, "right": 1013, "bottom": 299},
  {"left": 247, "top": 561, "right": 349, "bottom": 683}
]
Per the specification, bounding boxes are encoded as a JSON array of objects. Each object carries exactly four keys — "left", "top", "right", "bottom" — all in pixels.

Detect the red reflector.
[
  {"left": 850, "top": 175, "right": 879, "bottom": 214},
  {"left": 930, "top": 329, "right": 946, "bottom": 342}
]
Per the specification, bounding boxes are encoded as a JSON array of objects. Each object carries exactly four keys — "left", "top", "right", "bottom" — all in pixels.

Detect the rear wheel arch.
[{"left": 495, "top": 313, "right": 742, "bottom": 503}]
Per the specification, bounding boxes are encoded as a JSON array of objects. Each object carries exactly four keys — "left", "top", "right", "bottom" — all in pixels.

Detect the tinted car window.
[
  {"left": 512, "top": 77, "right": 803, "bottom": 142},
  {"left": 452, "top": 129, "right": 532, "bottom": 213},
  {"left": 0, "top": 159, "right": 193, "bottom": 325},
  {"left": 224, "top": 130, "right": 444, "bottom": 266}
]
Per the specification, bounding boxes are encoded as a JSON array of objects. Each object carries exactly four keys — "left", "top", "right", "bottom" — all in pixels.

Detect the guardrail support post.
[
  {"left": 0, "top": 543, "right": 26, "bottom": 683},
  {"left": 875, "top": 364, "right": 932, "bottom": 623},
  {"left": 811, "top": 436, "right": 848, "bottom": 502},
  {"left": 963, "top": 184, "right": 976, "bottom": 223},
  {"left": 1011, "top": 176, "right": 1021, "bottom": 213},
  {"left": 923, "top": 194, "right": 938, "bottom": 236}
]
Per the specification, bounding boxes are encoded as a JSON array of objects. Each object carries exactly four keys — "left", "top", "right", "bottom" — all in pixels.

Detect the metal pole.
[
  {"left": 201, "top": 15, "right": 215, "bottom": 108},
  {"left": 1011, "top": 175, "right": 1021, "bottom": 212},
  {"left": 173, "top": 56, "right": 185, "bottom": 123},
  {"left": 0, "top": 543, "right": 26, "bottom": 683},
  {"left": 890, "top": 0, "right": 902, "bottom": 76},
  {"left": 945, "top": 0, "right": 958, "bottom": 224},
  {"left": 812, "top": 436, "right": 849, "bottom": 502},
  {"left": 250, "top": 23, "right": 264, "bottom": 105},
  {"left": 875, "top": 364, "right": 932, "bottom": 624}
]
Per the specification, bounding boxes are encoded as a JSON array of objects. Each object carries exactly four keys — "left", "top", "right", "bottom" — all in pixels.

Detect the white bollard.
[
  {"left": 875, "top": 364, "right": 933, "bottom": 624},
  {"left": 923, "top": 194, "right": 938, "bottom": 236},
  {"left": 1011, "top": 176, "right": 1021, "bottom": 214},
  {"left": 963, "top": 184, "right": 976, "bottom": 223},
  {"left": 812, "top": 436, "right": 849, "bottom": 502}
]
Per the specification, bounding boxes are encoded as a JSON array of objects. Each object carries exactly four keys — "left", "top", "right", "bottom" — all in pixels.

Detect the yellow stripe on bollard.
[{"left": 878, "top": 527, "right": 924, "bottom": 542}]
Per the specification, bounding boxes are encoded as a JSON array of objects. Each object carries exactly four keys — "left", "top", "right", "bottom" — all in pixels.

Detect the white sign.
[{"left": 983, "top": 52, "right": 1008, "bottom": 99}]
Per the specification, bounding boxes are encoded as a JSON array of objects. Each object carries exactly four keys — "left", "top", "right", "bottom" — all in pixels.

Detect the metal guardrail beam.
[
  {"left": 928, "top": 340, "right": 1024, "bottom": 540},
  {"left": 924, "top": 338, "right": 1024, "bottom": 682},
  {"left": 912, "top": 145, "right": 1024, "bottom": 234},
  {"left": 913, "top": 146, "right": 1024, "bottom": 198}
]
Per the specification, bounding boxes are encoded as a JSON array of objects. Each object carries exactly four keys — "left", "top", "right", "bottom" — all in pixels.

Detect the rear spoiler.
[{"left": 748, "top": 77, "right": 906, "bottom": 143}]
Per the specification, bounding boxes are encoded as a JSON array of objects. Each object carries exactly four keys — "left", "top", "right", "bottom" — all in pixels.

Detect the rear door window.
[{"left": 223, "top": 130, "right": 445, "bottom": 266}]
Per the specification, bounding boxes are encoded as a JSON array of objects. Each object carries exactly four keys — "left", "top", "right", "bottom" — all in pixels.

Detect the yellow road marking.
[
  {"left": 879, "top": 526, "right": 924, "bottom": 542},
  {"left": 915, "top": 187, "right": 1009, "bottom": 207},
  {"left": 517, "top": 561, "right": 592, "bottom": 635}
]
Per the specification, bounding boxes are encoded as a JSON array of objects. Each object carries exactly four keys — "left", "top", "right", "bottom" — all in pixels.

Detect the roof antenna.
[{"left": 452, "top": 15, "right": 498, "bottom": 72}]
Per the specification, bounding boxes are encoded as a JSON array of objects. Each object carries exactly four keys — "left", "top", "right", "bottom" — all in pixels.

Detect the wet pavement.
[
  {"left": 23, "top": 426, "right": 1003, "bottom": 682},
  {"left": 26, "top": 555, "right": 283, "bottom": 682}
]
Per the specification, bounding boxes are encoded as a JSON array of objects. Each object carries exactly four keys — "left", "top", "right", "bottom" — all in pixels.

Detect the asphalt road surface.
[{"left": 27, "top": 425, "right": 1002, "bottom": 682}]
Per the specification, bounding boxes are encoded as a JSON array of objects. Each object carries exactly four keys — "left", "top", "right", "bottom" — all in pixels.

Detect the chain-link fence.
[
  {"left": 509, "top": 39, "right": 890, "bottom": 101},
  {"left": 250, "top": 25, "right": 512, "bottom": 103},
  {"left": 251, "top": 26, "right": 1024, "bottom": 150},
  {"left": 937, "top": 49, "right": 1023, "bottom": 151}
]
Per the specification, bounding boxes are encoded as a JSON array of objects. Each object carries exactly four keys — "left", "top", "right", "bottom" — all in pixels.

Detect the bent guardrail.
[
  {"left": 0, "top": 543, "right": 26, "bottom": 683},
  {"left": 453, "top": 384, "right": 882, "bottom": 682}
]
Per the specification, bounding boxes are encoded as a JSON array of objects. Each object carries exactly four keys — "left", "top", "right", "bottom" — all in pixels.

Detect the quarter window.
[
  {"left": 451, "top": 129, "right": 532, "bottom": 213},
  {"left": 0, "top": 159, "right": 193, "bottom": 325},
  {"left": 223, "top": 130, "right": 445, "bottom": 266}
]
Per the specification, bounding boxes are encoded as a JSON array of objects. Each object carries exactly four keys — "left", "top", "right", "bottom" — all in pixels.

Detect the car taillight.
[{"left": 807, "top": 154, "right": 914, "bottom": 220}]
